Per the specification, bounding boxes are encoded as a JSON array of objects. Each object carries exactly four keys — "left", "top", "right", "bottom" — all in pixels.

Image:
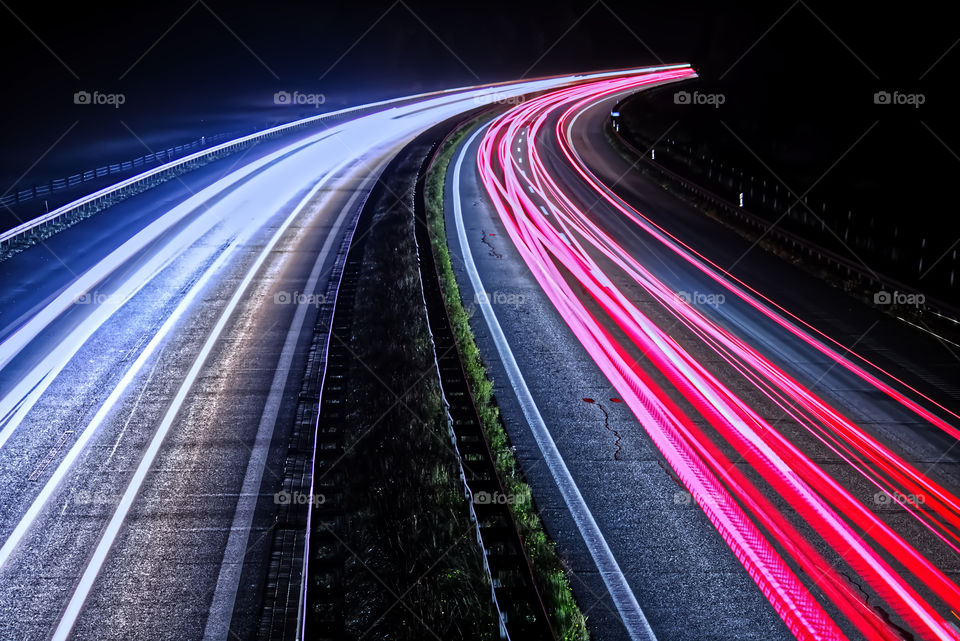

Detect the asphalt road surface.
[
  {"left": 0, "top": 70, "right": 641, "bottom": 641},
  {"left": 447, "top": 70, "right": 960, "bottom": 641}
]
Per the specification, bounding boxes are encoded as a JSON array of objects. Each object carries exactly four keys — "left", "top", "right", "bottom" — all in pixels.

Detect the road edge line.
[{"left": 452, "top": 125, "right": 658, "bottom": 641}]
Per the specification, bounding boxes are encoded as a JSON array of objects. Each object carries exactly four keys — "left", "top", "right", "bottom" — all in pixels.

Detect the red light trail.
[{"left": 475, "top": 66, "right": 960, "bottom": 640}]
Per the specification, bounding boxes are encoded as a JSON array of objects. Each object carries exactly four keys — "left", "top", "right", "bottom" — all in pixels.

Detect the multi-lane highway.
[
  {"left": 449, "top": 70, "right": 960, "bottom": 640},
  {"left": 4, "top": 63, "right": 959, "bottom": 641},
  {"left": 0, "top": 71, "right": 653, "bottom": 641}
]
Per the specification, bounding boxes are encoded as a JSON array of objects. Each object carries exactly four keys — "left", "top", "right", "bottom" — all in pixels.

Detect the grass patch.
[
  {"left": 337, "top": 137, "right": 497, "bottom": 640},
  {"left": 424, "top": 120, "right": 590, "bottom": 641}
]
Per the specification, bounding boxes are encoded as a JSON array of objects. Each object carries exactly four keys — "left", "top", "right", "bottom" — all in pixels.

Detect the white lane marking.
[
  {"left": 0, "top": 129, "right": 347, "bottom": 451},
  {"left": 107, "top": 349, "right": 163, "bottom": 463},
  {"left": 0, "top": 73, "right": 590, "bottom": 448},
  {"left": 896, "top": 315, "right": 960, "bottom": 350},
  {"left": 0, "top": 225, "right": 243, "bottom": 571},
  {"left": 46, "top": 158, "right": 357, "bottom": 641},
  {"left": 453, "top": 126, "right": 658, "bottom": 641},
  {"left": 38, "top": 159, "right": 353, "bottom": 641},
  {"left": 0, "top": 75, "right": 679, "bottom": 451},
  {"left": 201, "top": 154, "right": 391, "bottom": 641}
]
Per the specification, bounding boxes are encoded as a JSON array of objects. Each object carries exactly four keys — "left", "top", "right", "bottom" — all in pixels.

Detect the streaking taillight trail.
[{"left": 474, "top": 66, "right": 960, "bottom": 640}]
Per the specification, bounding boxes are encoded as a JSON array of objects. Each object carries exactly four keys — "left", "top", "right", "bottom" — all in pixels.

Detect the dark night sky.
[{"left": 2, "top": 0, "right": 958, "bottom": 246}]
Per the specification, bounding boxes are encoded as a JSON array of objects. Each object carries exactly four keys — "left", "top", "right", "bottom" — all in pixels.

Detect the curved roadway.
[
  {"left": 449, "top": 70, "right": 960, "bottom": 641},
  {"left": 0, "top": 70, "right": 666, "bottom": 641}
]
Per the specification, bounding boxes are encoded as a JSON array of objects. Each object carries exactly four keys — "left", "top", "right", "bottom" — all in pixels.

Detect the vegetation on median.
[
  {"left": 423, "top": 120, "right": 590, "bottom": 641},
  {"left": 335, "top": 136, "right": 497, "bottom": 640}
]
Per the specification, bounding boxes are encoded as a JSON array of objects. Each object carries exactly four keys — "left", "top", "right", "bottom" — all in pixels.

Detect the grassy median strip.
[
  {"left": 330, "top": 132, "right": 497, "bottom": 640},
  {"left": 424, "top": 120, "right": 590, "bottom": 641}
]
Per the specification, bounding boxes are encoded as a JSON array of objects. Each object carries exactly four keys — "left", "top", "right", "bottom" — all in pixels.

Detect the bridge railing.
[
  {"left": 0, "top": 131, "right": 242, "bottom": 210},
  {"left": 0, "top": 67, "right": 690, "bottom": 258},
  {"left": 0, "top": 90, "right": 458, "bottom": 256}
]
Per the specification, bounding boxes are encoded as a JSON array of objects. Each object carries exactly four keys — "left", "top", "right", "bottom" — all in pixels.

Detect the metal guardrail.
[
  {"left": 0, "top": 67, "right": 692, "bottom": 258},
  {"left": 0, "top": 87, "right": 486, "bottom": 256},
  {"left": 298, "top": 113, "right": 556, "bottom": 641},
  {"left": 0, "top": 131, "right": 240, "bottom": 209},
  {"left": 608, "top": 114, "right": 960, "bottom": 321},
  {"left": 413, "top": 127, "right": 545, "bottom": 641},
  {"left": 295, "top": 212, "right": 360, "bottom": 641}
]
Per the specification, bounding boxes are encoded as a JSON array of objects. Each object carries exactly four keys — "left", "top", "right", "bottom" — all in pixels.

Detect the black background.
[{"left": 1, "top": 0, "right": 957, "bottom": 249}]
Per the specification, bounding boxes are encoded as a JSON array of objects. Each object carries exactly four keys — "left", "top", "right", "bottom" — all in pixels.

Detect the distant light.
[
  {"left": 739, "top": 192, "right": 744, "bottom": 207},
  {"left": 610, "top": 110, "right": 620, "bottom": 117}
]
